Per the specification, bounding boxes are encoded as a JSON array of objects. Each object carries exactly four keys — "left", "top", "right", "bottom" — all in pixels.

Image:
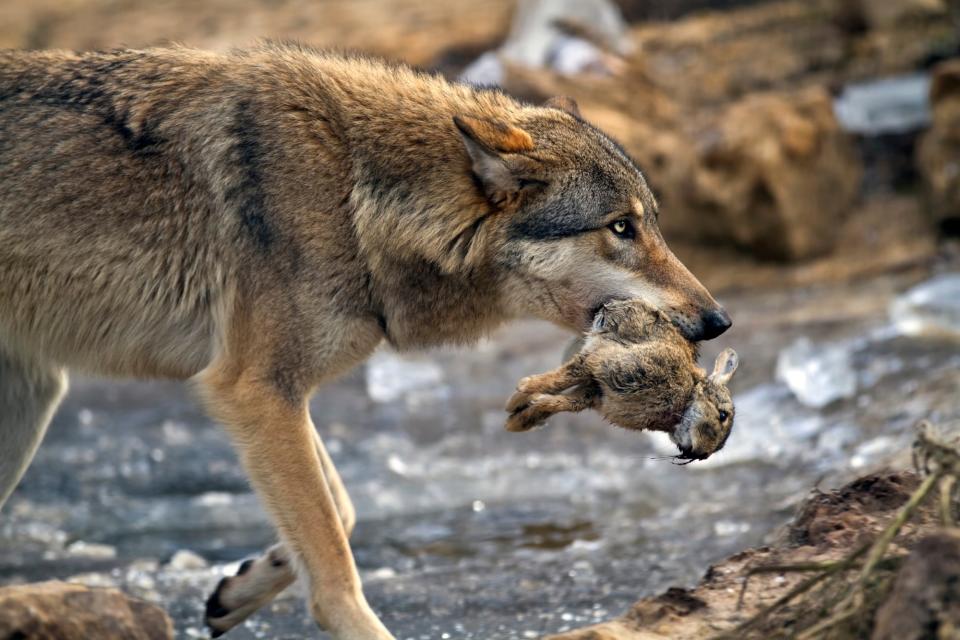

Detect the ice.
[
  {"left": 889, "top": 274, "right": 960, "bottom": 339},
  {"left": 365, "top": 349, "right": 448, "bottom": 404},
  {"left": 776, "top": 337, "right": 857, "bottom": 408},
  {"left": 833, "top": 73, "right": 931, "bottom": 135}
]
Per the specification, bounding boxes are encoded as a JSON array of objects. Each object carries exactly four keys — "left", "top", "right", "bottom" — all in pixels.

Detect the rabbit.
[{"left": 506, "top": 299, "right": 739, "bottom": 462}]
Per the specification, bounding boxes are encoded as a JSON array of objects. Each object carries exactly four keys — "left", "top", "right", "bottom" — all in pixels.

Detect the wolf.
[{"left": 0, "top": 43, "right": 731, "bottom": 638}]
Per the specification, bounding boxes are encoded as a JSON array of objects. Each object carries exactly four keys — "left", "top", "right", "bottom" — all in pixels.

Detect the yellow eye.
[{"left": 608, "top": 219, "right": 634, "bottom": 238}]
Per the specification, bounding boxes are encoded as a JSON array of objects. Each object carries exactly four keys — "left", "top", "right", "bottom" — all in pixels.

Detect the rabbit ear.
[{"left": 709, "top": 348, "right": 739, "bottom": 386}]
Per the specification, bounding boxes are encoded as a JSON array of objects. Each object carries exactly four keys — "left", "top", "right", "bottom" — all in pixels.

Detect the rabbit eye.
[{"left": 718, "top": 410, "right": 729, "bottom": 422}]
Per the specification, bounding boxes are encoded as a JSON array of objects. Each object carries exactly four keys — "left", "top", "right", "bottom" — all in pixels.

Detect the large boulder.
[
  {"left": 918, "top": 59, "right": 960, "bottom": 235},
  {"left": 668, "top": 87, "right": 863, "bottom": 261},
  {"left": 0, "top": 581, "right": 174, "bottom": 640}
]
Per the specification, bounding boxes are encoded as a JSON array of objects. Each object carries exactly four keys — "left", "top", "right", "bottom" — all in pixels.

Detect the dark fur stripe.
[
  {"left": 226, "top": 100, "right": 274, "bottom": 250},
  {"left": 2, "top": 52, "right": 163, "bottom": 154}
]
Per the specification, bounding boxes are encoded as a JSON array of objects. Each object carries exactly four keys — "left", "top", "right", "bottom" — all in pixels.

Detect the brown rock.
[
  {"left": 670, "top": 87, "right": 863, "bottom": 261},
  {"left": 0, "top": 581, "right": 173, "bottom": 640},
  {"left": 836, "top": 0, "right": 948, "bottom": 31},
  {"left": 918, "top": 59, "right": 960, "bottom": 235},
  {"left": 873, "top": 530, "right": 960, "bottom": 640}
]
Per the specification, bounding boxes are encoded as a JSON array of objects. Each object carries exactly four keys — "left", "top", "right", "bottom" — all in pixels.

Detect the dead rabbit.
[{"left": 506, "top": 300, "right": 739, "bottom": 461}]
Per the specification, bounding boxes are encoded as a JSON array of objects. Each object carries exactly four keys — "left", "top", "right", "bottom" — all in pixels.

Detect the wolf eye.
[
  {"left": 718, "top": 410, "right": 729, "bottom": 422},
  {"left": 609, "top": 219, "right": 634, "bottom": 239}
]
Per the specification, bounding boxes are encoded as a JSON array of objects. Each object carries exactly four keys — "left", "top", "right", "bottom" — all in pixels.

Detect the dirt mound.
[{"left": 546, "top": 470, "right": 949, "bottom": 639}]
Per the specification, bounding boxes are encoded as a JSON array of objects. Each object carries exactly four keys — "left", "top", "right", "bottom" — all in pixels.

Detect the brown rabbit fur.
[{"left": 506, "top": 300, "right": 739, "bottom": 461}]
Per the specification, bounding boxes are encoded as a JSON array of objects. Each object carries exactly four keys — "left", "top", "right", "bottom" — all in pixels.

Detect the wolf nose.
[{"left": 700, "top": 308, "right": 732, "bottom": 340}]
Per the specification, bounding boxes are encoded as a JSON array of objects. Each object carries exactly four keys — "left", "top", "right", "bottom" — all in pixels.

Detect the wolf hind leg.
[
  {"left": 204, "top": 428, "right": 357, "bottom": 637},
  {"left": 0, "top": 347, "right": 68, "bottom": 509}
]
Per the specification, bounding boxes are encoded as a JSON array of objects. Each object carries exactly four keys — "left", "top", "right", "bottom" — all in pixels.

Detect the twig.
[
  {"left": 940, "top": 474, "right": 956, "bottom": 527},
  {"left": 717, "top": 543, "right": 871, "bottom": 639}
]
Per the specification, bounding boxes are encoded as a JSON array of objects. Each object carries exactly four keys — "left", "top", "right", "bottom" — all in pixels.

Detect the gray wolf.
[{"left": 0, "top": 43, "right": 730, "bottom": 638}]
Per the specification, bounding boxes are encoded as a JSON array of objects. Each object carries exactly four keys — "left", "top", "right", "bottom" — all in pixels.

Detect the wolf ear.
[
  {"left": 544, "top": 95, "right": 581, "bottom": 119},
  {"left": 709, "top": 348, "right": 739, "bottom": 386},
  {"left": 454, "top": 115, "right": 535, "bottom": 206}
]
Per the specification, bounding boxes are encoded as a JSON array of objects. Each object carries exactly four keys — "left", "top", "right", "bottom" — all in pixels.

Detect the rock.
[
  {"left": 0, "top": 581, "right": 173, "bottom": 640},
  {"left": 836, "top": 0, "right": 948, "bottom": 31},
  {"left": 918, "top": 59, "right": 960, "bottom": 235},
  {"left": 673, "top": 88, "right": 863, "bottom": 260},
  {"left": 872, "top": 530, "right": 960, "bottom": 640},
  {"left": 166, "top": 549, "right": 208, "bottom": 570}
]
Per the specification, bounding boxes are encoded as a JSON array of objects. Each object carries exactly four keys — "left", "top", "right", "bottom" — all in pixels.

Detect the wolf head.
[{"left": 454, "top": 98, "right": 730, "bottom": 342}]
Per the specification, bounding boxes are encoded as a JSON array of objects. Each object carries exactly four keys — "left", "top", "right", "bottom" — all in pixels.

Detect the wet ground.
[{"left": 2, "top": 266, "right": 960, "bottom": 640}]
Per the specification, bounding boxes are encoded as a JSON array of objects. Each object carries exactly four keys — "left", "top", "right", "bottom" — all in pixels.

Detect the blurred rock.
[
  {"left": 166, "top": 549, "right": 207, "bottom": 570},
  {"left": 872, "top": 530, "right": 960, "bottom": 640},
  {"left": 0, "top": 581, "right": 173, "bottom": 640},
  {"left": 918, "top": 59, "right": 960, "bottom": 235},
  {"left": 677, "top": 88, "right": 862, "bottom": 260},
  {"left": 836, "top": 0, "right": 947, "bottom": 31}
]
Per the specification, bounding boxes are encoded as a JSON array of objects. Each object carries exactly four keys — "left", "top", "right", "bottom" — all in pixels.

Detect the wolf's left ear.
[
  {"left": 709, "top": 348, "right": 739, "bottom": 386},
  {"left": 454, "top": 115, "right": 535, "bottom": 206}
]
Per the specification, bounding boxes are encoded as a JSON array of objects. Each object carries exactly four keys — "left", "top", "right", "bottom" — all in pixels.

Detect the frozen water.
[
  {"left": 365, "top": 349, "right": 448, "bottom": 404},
  {"left": 833, "top": 73, "right": 931, "bottom": 135},
  {"left": 776, "top": 337, "right": 858, "bottom": 408},
  {"left": 5, "top": 272, "right": 960, "bottom": 639},
  {"left": 889, "top": 274, "right": 960, "bottom": 339}
]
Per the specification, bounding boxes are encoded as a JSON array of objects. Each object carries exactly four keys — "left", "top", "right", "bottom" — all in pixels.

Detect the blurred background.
[{"left": 1, "top": 0, "right": 959, "bottom": 638}]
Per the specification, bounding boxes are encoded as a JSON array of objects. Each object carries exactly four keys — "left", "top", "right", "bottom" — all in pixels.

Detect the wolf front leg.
[{"left": 198, "top": 365, "right": 393, "bottom": 640}]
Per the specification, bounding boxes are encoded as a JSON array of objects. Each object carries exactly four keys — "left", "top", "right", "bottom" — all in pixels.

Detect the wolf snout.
[
  {"left": 676, "top": 307, "right": 732, "bottom": 341},
  {"left": 701, "top": 308, "right": 733, "bottom": 340}
]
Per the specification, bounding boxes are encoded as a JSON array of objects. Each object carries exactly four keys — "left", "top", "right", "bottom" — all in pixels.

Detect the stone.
[
  {"left": 671, "top": 88, "right": 863, "bottom": 260},
  {"left": 918, "top": 59, "right": 960, "bottom": 235},
  {"left": 0, "top": 581, "right": 174, "bottom": 640},
  {"left": 836, "top": 0, "right": 948, "bottom": 31}
]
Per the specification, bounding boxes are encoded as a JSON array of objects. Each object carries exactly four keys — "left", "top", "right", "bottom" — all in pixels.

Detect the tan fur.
[
  {"left": 505, "top": 300, "right": 738, "bottom": 462},
  {"left": 0, "top": 44, "right": 730, "bottom": 638}
]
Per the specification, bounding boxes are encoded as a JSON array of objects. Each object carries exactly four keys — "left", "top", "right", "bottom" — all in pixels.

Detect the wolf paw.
[{"left": 204, "top": 547, "right": 295, "bottom": 637}]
